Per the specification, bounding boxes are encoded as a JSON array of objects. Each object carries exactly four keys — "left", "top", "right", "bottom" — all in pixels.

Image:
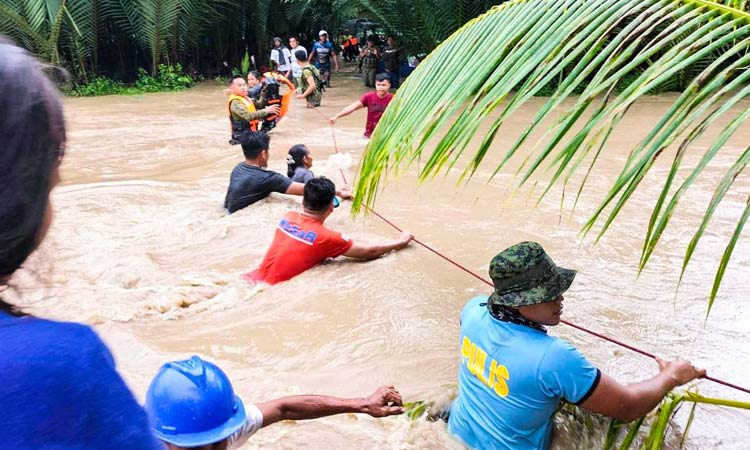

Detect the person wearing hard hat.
[
  {"left": 309, "top": 30, "right": 338, "bottom": 88},
  {"left": 146, "top": 356, "right": 404, "bottom": 449}
]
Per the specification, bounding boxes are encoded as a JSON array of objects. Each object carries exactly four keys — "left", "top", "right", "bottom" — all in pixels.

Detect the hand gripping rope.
[{"left": 311, "top": 106, "right": 750, "bottom": 396}]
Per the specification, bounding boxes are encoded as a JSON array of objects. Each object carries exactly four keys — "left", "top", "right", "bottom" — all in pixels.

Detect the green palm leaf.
[{"left": 355, "top": 0, "right": 750, "bottom": 314}]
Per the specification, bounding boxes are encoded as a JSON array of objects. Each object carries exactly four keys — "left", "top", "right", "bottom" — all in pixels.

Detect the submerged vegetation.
[
  {"left": 406, "top": 391, "right": 750, "bottom": 449},
  {"left": 356, "top": 0, "right": 750, "bottom": 314}
]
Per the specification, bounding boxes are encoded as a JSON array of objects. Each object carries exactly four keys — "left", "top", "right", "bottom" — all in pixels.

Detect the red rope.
[{"left": 312, "top": 105, "right": 750, "bottom": 396}]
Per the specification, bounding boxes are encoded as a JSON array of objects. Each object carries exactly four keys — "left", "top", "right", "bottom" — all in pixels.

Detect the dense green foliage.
[
  {"left": 71, "top": 63, "right": 193, "bottom": 95},
  {"left": 71, "top": 75, "right": 125, "bottom": 96},
  {"left": 0, "top": 0, "right": 505, "bottom": 87}
]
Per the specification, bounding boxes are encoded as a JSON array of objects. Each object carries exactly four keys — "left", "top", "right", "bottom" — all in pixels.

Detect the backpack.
[{"left": 303, "top": 66, "right": 326, "bottom": 92}]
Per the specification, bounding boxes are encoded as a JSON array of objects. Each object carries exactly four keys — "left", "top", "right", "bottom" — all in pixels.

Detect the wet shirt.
[
  {"left": 291, "top": 167, "right": 314, "bottom": 183},
  {"left": 312, "top": 41, "right": 333, "bottom": 65},
  {"left": 225, "top": 404, "right": 264, "bottom": 449},
  {"left": 301, "top": 66, "right": 323, "bottom": 107},
  {"left": 0, "top": 312, "right": 164, "bottom": 450},
  {"left": 248, "top": 84, "right": 262, "bottom": 100},
  {"left": 230, "top": 98, "right": 267, "bottom": 122},
  {"left": 245, "top": 211, "right": 353, "bottom": 284},
  {"left": 224, "top": 163, "right": 292, "bottom": 213},
  {"left": 448, "top": 296, "right": 600, "bottom": 450},
  {"left": 382, "top": 46, "right": 401, "bottom": 71},
  {"left": 360, "top": 92, "right": 393, "bottom": 138}
]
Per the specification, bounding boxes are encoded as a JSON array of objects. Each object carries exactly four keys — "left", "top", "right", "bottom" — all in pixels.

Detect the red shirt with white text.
[{"left": 245, "top": 212, "right": 353, "bottom": 284}]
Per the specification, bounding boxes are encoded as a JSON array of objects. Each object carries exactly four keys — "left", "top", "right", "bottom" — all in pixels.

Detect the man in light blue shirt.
[{"left": 448, "top": 242, "right": 706, "bottom": 450}]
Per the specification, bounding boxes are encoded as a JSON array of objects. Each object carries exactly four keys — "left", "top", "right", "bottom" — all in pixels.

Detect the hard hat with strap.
[{"left": 145, "top": 356, "right": 247, "bottom": 447}]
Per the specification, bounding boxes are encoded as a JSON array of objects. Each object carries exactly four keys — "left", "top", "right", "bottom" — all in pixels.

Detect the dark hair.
[
  {"left": 0, "top": 40, "right": 66, "bottom": 316},
  {"left": 229, "top": 74, "right": 244, "bottom": 85},
  {"left": 247, "top": 70, "right": 261, "bottom": 81},
  {"left": 366, "top": 35, "right": 377, "bottom": 43},
  {"left": 294, "top": 49, "right": 307, "bottom": 62},
  {"left": 286, "top": 144, "right": 308, "bottom": 177},
  {"left": 303, "top": 177, "right": 336, "bottom": 213},
  {"left": 375, "top": 73, "right": 391, "bottom": 83},
  {"left": 239, "top": 131, "right": 270, "bottom": 159}
]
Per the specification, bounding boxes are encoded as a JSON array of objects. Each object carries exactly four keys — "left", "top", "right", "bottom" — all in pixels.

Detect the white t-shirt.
[
  {"left": 270, "top": 47, "right": 293, "bottom": 72},
  {"left": 290, "top": 45, "right": 307, "bottom": 78},
  {"left": 226, "top": 404, "right": 264, "bottom": 449}
]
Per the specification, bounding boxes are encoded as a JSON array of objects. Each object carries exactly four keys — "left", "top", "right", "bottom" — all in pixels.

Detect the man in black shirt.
[
  {"left": 382, "top": 36, "right": 401, "bottom": 89},
  {"left": 224, "top": 132, "right": 350, "bottom": 213}
]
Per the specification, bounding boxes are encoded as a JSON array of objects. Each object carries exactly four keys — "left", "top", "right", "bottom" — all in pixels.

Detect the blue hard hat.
[{"left": 145, "top": 356, "right": 247, "bottom": 447}]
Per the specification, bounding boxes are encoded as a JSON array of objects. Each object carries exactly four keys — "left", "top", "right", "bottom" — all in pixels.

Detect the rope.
[{"left": 310, "top": 104, "right": 750, "bottom": 396}]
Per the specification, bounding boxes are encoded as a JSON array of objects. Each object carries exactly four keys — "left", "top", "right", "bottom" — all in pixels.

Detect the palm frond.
[
  {"left": 0, "top": 1, "right": 47, "bottom": 53},
  {"left": 137, "top": 0, "right": 183, "bottom": 71},
  {"left": 355, "top": 0, "right": 750, "bottom": 314}
]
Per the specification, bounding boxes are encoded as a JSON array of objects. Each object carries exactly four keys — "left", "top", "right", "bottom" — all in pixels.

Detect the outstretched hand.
[
  {"left": 329, "top": 117, "right": 337, "bottom": 125},
  {"left": 656, "top": 357, "right": 706, "bottom": 388},
  {"left": 338, "top": 185, "right": 352, "bottom": 199},
  {"left": 362, "top": 385, "right": 404, "bottom": 417},
  {"left": 397, "top": 231, "right": 414, "bottom": 248}
]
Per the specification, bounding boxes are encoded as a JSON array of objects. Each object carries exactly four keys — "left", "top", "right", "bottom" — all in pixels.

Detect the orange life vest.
[
  {"left": 262, "top": 72, "right": 295, "bottom": 122},
  {"left": 227, "top": 94, "right": 259, "bottom": 138}
]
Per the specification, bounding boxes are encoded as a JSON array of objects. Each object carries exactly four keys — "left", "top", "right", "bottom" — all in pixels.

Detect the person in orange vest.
[
  {"left": 227, "top": 74, "right": 279, "bottom": 144},
  {"left": 340, "top": 31, "right": 352, "bottom": 62},
  {"left": 346, "top": 34, "right": 359, "bottom": 62}
]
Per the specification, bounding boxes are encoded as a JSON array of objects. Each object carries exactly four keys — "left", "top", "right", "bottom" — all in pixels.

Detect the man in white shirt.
[
  {"left": 146, "top": 356, "right": 405, "bottom": 450},
  {"left": 269, "top": 37, "right": 292, "bottom": 79},
  {"left": 288, "top": 36, "right": 307, "bottom": 91}
]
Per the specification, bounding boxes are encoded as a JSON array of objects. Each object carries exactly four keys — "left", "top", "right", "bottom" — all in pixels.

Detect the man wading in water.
[
  {"left": 448, "top": 242, "right": 706, "bottom": 450},
  {"left": 224, "top": 132, "right": 349, "bottom": 213},
  {"left": 244, "top": 177, "right": 412, "bottom": 285},
  {"left": 309, "top": 30, "right": 338, "bottom": 88},
  {"left": 226, "top": 75, "right": 279, "bottom": 144},
  {"left": 296, "top": 49, "right": 325, "bottom": 108},
  {"left": 329, "top": 73, "right": 393, "bottom": 138}
]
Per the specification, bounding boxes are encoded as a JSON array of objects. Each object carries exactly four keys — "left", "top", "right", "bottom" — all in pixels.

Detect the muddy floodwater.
[{"left": 12, "top": 70, "right": 750, "bottom": 449}]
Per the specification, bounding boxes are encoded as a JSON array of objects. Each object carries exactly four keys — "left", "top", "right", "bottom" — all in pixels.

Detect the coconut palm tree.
[
  {"left": 0, "top": 0, "right": 70, "bottom": 64},
  {"left": 354, "top": 0, "right": 750, "bottom": 315},
  {"left": 362, "top": 0, "right": 505, "bottom": 52}
]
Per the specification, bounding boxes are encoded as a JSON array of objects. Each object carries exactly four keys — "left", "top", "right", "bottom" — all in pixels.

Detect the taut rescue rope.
[{"left": 309, "top": 105, "right": 750, "bottom": 396}]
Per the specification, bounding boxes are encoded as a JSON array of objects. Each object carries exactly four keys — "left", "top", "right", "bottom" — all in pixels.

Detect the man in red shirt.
[
  {"left": 245, "top": 177, "right": 413, "bottom": 285},
  {"left": 329, "top": 74, "right": 393, "bottom": 138}
]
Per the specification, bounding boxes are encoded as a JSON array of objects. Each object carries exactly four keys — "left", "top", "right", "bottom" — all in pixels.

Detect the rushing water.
[{"left": 11, "top": 70, "right": 750, "bottom": 449}]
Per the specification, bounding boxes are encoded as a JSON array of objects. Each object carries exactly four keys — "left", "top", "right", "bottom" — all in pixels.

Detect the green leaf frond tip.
[{"left": 354, "top": 0, "right": 750, "bottom": 314}]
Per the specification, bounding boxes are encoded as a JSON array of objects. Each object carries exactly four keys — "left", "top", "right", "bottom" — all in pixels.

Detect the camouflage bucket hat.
[{"left": 488, "top": 241, "right": 576, "bottom": 308}]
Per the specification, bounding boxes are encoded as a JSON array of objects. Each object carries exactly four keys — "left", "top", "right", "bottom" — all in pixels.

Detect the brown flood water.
[{"left": 12, "top": 69, "right": 750, "bottom": 448}]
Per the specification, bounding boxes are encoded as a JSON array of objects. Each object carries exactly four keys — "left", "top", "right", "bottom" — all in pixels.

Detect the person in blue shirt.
[
  {"left": 309, "top": 30, "right": 339, "bottom": 88},
  {"left": 0, "top": 39, "right": 164, "bottom": 450},
  {"left": 448, "top": 241, "right": 706, "bottom": 450}
]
